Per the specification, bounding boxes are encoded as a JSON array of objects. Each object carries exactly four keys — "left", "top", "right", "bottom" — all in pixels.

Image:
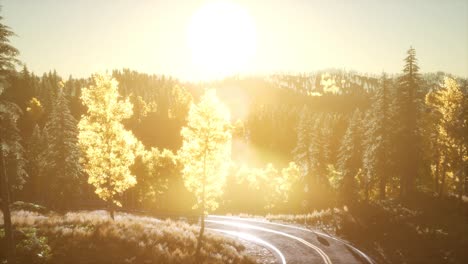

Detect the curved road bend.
[{"left": 205, "top": 215, "right": 373, "bottom": 264}]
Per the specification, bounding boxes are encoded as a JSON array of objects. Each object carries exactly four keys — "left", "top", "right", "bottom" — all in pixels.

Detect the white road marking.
[
  {"left": 206, "top": 219, "right": 332, "bottom": 264},
  {"left": 207, "top": 228, "right": 287, "bottom": 264},
  {"left": 209, "top": 215, "right": 373, "bottom": 264}
]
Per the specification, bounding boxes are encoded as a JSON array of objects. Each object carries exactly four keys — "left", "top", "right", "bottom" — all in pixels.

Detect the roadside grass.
[{"left": 1, "top": 209, "right": 255, "bottom": 264}]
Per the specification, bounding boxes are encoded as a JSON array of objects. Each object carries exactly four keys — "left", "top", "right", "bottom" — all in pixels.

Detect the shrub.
[
  {"left": 11, "top": 201, "right": 48, "bottom": 214},
  {"left": 15, "top": 228, "right": 51, "bottom": 264}
]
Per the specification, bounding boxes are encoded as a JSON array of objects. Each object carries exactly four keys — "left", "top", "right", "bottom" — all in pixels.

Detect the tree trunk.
[
  {"left": 379, "top": 171, "right": 386, "bottom": 200},
  {"left": 196, "top": 150, "right": 207, "bottom": 258},
  {"left": 1, "top": 144, "right": 15, "bottom": 263},
  {"left": 439, "top": 165, "right": 446, "bottom": 198},
  {"left": 365, "top": 179, "right": 370, "bottom": 202},
  {"left": 458, "top": 147, "right": 465, "bottom": 205},
  {"left": 196, "top": 210, "right": 205, "bottom": 257},
  {"left": 108, "top": 201, "right": 115, "bottom": 220},
  {"left": 434, "top": 160, "right": 440, "bottom": 194}
]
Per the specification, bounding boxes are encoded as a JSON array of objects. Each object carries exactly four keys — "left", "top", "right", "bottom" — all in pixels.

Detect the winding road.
[{"left": 206, "top": 215, "right": 373, "bottom": 264}]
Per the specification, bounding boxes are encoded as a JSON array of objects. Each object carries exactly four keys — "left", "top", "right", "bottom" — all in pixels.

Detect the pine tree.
[
  {"left": 78, "top": 74, "right": 140, "bottom": 219},
  {"left": 363, "top": 73, "right": 394, "bottom": 199},
  {"left": 0, "top": 12, "right": 22, "bottom": 263},
  {"left": 178, "top": 89, "right": 232, "bottom": 257},
  {"left": 337, "top": 109, "right": 364, "bottom": 202},
  {"left": 395, "top": 47, "right": 423, "bottom": 198},
  {"left": 293, "top": 106, "right": 315, "bottom": 198},
  {"left": 26, "top": 124, "right": 46, "bottom": 201},
  {"left": 311, "top": 113, "right": 332, "bottom": 186},
  {"left": 42, "top": 82, "right": 82, "bottom": 208}
]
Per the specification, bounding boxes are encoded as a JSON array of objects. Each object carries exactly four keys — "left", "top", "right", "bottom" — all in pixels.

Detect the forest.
[{"left": 1, "top": 2, "right": 468, "bottom": 264}]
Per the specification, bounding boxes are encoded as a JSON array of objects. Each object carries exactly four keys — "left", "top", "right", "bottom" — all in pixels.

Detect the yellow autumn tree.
[
  {"left": 235, "top": 162, "right": 300, "bottom": 209},
  {"left": 426, "top": 77, "right": 466, "bottom": 199},
  {"left": 178, "top": 89, "right": 232, "bottom": 256},
  {"left": 78, "top": 73, "right": 140, "bottom": 219}
]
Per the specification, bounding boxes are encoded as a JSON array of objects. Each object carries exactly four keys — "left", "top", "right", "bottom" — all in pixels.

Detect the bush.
[
  {"left": 0, "top": 227, "right": 51, "bottom": 264},
  {"left": 11, "top": 201, "right": 48, "bottom": 214},
  {"left": 15, "top": 228, "right": 51, "bottom": 264}
]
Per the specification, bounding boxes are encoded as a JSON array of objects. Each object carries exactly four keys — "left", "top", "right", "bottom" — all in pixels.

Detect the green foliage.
[
  {"left": 363, "top": 73, "right": 396, "bottom": 200},
  {"left": 395, "top": 47, "right": 424, "bottom": 198},
  {"left": 42, "top": 82, "right": 83, "bottom": 208},
  {"left": 0, "top": 89, "right": 27, "bottom": 189},
  {"left": 10, "top": 201, "right": 47, "bottom": 214},
  {"left": 15, "top": 228, "right": 51, "bottom": 264},
  {"left": 130, "top": 147, "right": 179, "bottom": 210},
  {"left": 337, "top": 109, "right": 364, "bottom": 202}
]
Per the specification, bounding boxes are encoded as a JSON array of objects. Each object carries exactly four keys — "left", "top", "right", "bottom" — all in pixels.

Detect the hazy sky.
[{"left": 3, "top": 0, "right": 468, "bottom": 81}]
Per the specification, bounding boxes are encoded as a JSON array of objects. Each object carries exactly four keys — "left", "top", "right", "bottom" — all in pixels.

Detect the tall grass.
[{"left": 1, "top": 210, "right": 255, "bottom": 264}]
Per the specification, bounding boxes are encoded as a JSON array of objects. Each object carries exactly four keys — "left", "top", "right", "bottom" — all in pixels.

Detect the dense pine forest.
[
  {"left": 1, "top": 2, "right": 467, "bottom": 264},
  {"left": 3, "top": 52, "right": 466, "bottom": 213}
]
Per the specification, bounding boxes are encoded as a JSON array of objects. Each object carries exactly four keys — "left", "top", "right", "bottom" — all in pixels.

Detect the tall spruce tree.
[
  {"left": 293, "top": 106, "right": 315, "bottom": 197},
  {"left": 337, "top": 109, "right": 364, "bottom": 202},
  {"left": 363, "top": 73, "right": 395, "bottom": 199},
  {"left": 26, "top": 124, "right": 46, "bottom": 201},
  {"left": 42, "top": 82, "right": 82, "bottom": 208},
  {"left": 396, "top": 47, "right": 423, "bottom": 198},
  {"left": 312, "top": 113, "right": 332, "bottom": 186},
  {"left": 0, "top": 11, "right": 22, "bottom": 263}
]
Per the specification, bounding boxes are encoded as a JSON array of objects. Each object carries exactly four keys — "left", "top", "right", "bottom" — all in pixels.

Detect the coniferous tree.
[
  {"left": 311, "top": 113, "right": 332, "bottom": 186},
  {"left": 0, "top": 91, "right": 23, "bottom": 264},
  {"left": 363, "top": 73, "right": 395, "bottom": 199},
  {"left": 395, "top": 47, "right": 423, "bottom": 198},
  {"left": 293, "top": 106, "right": 315, "bottom": 200},
  {"left": 0, "top": 12, "right": 22, "bottom": 263},
  {"left": 42, "top": 82, "right": 82, "bottom": 208},
  {"left": 26, "top": 124, "right": 46, "bottom": 201},
  {"left": 337, "top": 109, "right": 364, "bottom": 202}
]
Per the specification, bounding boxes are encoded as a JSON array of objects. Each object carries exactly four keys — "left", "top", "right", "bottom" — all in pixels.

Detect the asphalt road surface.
[{"left": 206, "top": 215, "right": 373, "bottom": 264}]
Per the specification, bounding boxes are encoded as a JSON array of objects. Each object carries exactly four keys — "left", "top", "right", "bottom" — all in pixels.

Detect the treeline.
[
  {"left": 243, "top": 48, "right": 467, "bottom": 212},
  {"left": 1, "top": 68, "right": 196, "bottom": 211},
  {"left": 0, "top": 9, "right": 467, "bottom": 217}
]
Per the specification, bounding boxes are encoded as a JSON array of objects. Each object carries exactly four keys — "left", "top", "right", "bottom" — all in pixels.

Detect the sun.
[{"left": 187, "top": 1, "right": 256, "bottom": 79}]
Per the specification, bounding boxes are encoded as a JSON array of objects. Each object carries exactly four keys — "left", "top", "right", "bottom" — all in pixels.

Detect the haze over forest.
[{"left": 0, "top": 1, "right": 467, "bottom": 264}]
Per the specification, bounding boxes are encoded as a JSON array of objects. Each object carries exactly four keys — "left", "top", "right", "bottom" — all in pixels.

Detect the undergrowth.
[{"left": 1, "top": 210, "right": 255, "bottom": 264}]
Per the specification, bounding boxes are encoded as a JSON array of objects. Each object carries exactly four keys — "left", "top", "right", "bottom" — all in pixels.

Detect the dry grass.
[
  {"left": 1, "top": 210, "right": 255, "bottom": 264},
  {"left": 231, "top": 208, "right": 346, "bottom": 233}
]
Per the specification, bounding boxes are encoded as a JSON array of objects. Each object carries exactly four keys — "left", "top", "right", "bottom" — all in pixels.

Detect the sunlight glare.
[{"left": 187, "top": 1, "right": 256, "bottom": 79}]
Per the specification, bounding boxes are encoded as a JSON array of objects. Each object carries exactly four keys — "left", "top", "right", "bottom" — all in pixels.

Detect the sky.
[{"left": 3, "top": 0, "right": 468, "bottom": 81}]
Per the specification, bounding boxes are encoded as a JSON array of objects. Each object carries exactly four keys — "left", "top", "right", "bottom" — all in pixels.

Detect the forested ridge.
[
  {"left": 1, "top": 7, "right": 467, "bottom": 263},
  {"left": 2, "top": 53, "right": 467, "bottom": 213}
]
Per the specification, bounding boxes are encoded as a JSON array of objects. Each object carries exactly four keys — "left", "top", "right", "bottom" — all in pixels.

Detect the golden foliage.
[
  {"left": 178, "top": 89, "right": 232, "bottom": 214},
  {"left": 26, "top": 97, "right": 44, "bottom": 122},
  {"left": 235, "top": 161, "right": 300, "bottom": 209},
  {"left": 78, "top": 74, "right": 139, "bottom": 207}
]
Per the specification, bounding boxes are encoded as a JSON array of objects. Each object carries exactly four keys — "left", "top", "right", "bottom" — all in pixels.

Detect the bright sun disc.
[{"left": 188, "top": 1, "right": 256, "bottom": 79}]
